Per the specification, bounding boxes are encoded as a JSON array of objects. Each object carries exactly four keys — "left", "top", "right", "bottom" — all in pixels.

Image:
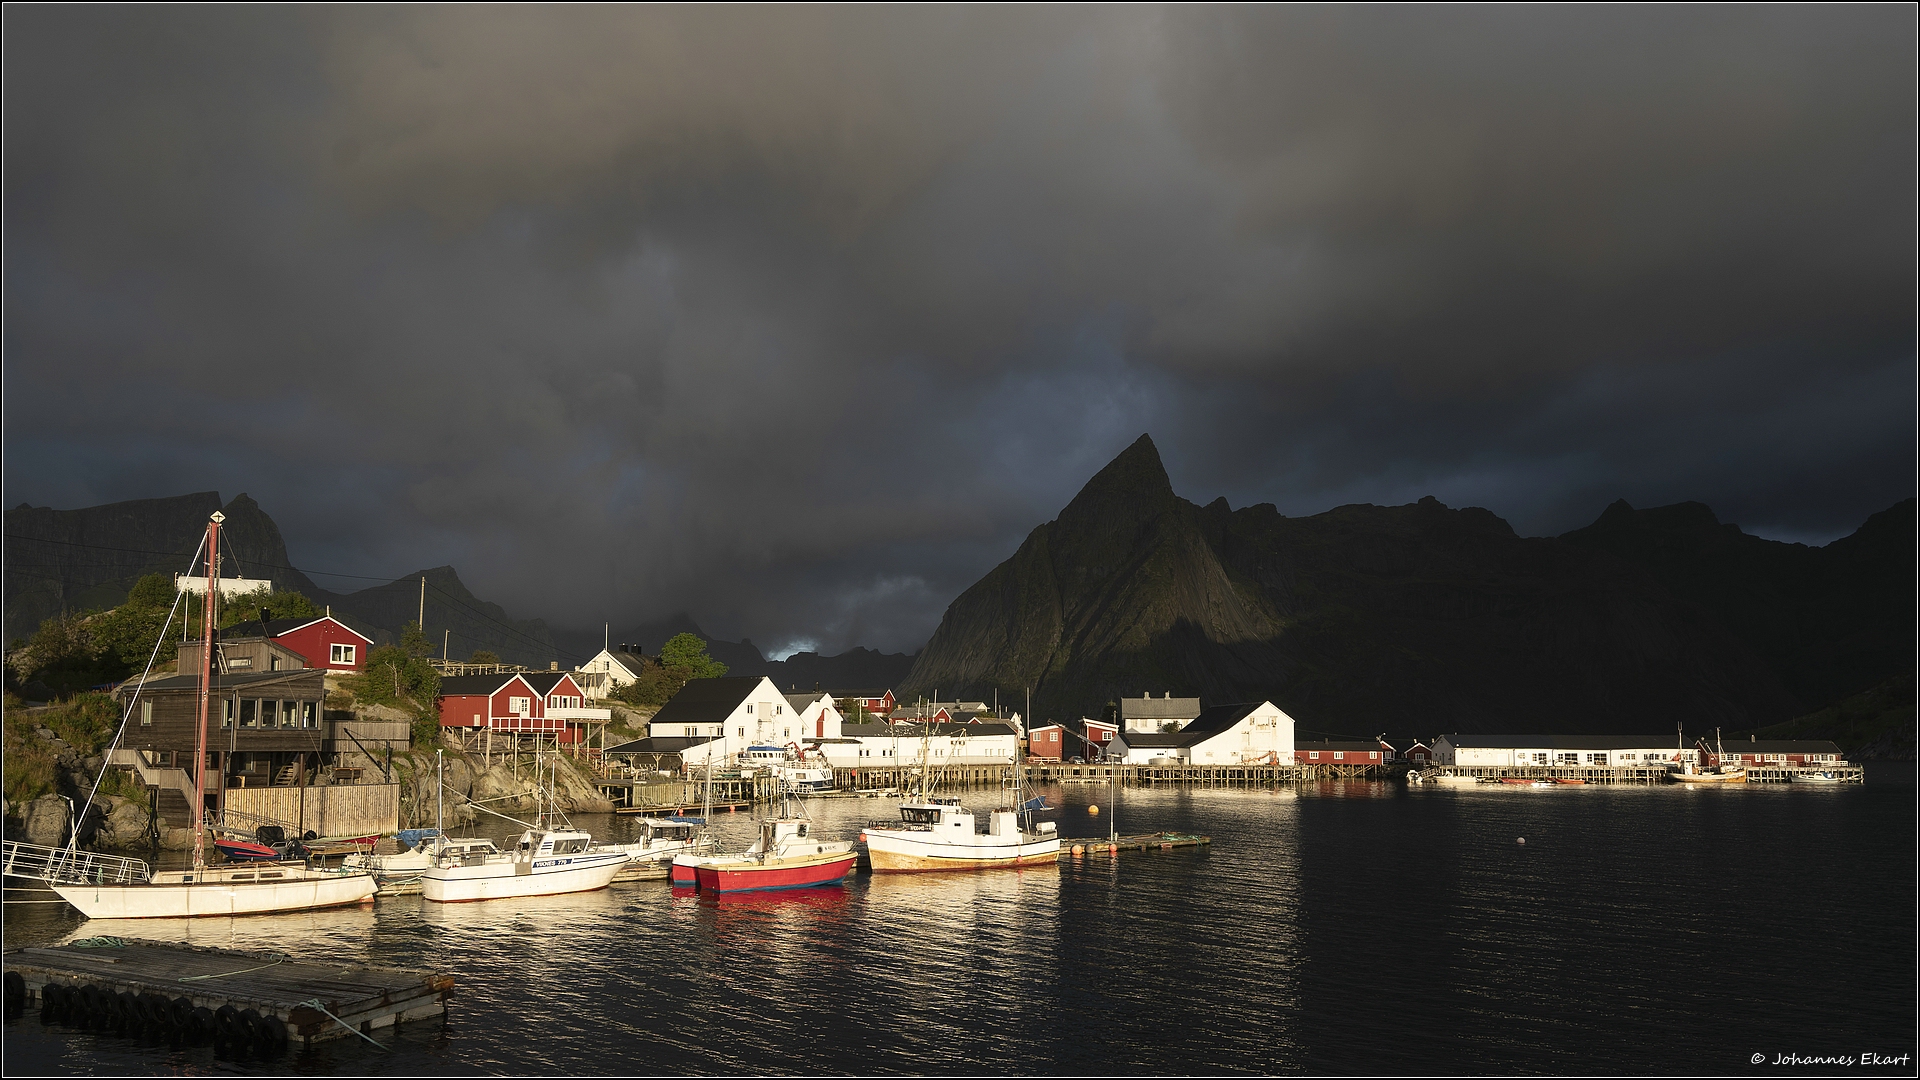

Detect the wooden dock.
[
  {"left": 3, "top": 937, "right": 451, "bottom": 1054},
  {"left": 1059, "top": 832, "right": 1212, "bottom": 858}
]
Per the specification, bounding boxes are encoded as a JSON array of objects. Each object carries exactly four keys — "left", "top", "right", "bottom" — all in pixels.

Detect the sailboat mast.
[{"left": 191, "top": 511, "right": 224, "bottom": 872}]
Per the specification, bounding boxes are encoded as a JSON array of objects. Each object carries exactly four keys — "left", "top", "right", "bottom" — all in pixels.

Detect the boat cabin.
[{"left": 515, "top": 830, "right": 594, "bottom": 856}]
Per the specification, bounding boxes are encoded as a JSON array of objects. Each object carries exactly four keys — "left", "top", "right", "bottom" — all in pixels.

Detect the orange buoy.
[
  {"left": 1089, "top": 804, "right": 1100, "bottom": 815},
  {"left": 1072, "top": 844, "right": 1084, "bottom": 856}
]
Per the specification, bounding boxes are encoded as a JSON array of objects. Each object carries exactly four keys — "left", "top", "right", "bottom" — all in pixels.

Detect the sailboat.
[
  {"left": 38, "top": 512, "right": 376, "bottom": 919},
  {"left": 861, "top": 701, "right": 1060, "bottom": 873},
  {"left": 419, "top": 751, "right": 628, "bottom": 903}
]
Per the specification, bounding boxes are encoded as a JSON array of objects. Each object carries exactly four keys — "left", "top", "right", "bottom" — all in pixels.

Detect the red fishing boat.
[{"left": 677, "top": 819, "right": 856, "bottom": 893}]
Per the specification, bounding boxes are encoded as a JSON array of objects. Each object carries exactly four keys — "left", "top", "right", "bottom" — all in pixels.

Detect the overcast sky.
[{"left": 5, "top": 7, "right": 1914, "bottom": 657}]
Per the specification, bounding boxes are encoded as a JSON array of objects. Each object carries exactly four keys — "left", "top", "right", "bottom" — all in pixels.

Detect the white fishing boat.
[
  {"left": 862, "top": 796, "right": 1060, "bottom": 872},
  {"left": 1790, "top": 771, "right": 1844, "bottom": 784},
  {"left": 7, "top": 511, "right": 375, "bottom": 919},
  {"left": 1669, "top": 727, "right": 1747, "bottom": 784},
  {"left": 862, "top": 702, "right": 1058, "bottom": 873},
  {"left": 739, "top": 744, "right": 836, "bottom": 794},
  {"left": 419, "top": 827, "right": 628, "bottom": 903},
  {"left": 417, "top": 751, "right": 627, "bottom": 903},
  {"left": 594, "top": 816, "right": 715, "bottom": 880}
]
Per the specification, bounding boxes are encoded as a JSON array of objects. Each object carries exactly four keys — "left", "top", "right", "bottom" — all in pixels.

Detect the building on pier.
[
  {"left": 1109, "top": 701, "right": 1294, "bottom": 765},
  {"left": 1434, "top": 734, "right": 1690, "bottom": 769},
  {"left": 1709, "top": 739, "right": 1845, "bottom": 768},
  {"left": 1296, "top": 739, "right": 1388, "bottom": 767},
  {"left": 1119, "top": 692, "right": 1202, "bottom": 733}
]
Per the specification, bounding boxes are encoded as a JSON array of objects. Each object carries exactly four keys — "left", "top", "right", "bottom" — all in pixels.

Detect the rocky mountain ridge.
[{"left": 902, "top": 435, "right": 1912, "bottom": 736}]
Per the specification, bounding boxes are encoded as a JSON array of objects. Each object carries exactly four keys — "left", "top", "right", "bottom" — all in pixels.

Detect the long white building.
[
  {"left": 1108, "top": 701, "right": 1295, "bottom": 765},
  {"left": 1432, "top": 734, "right": 1690, "bottom": 769}
]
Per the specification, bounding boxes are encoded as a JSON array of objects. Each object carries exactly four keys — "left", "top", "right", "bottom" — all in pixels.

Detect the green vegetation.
[
  {"left": 348, "top": 621, "right": 442, "bottom": 746},
  {"left": 611, "top": 633, "right": 727, "bottom": 707},
  {"left": 1737, "top": 670, "right": 1916, "bottom": 760},
  {"left": 4, "top": 574, "right": 328, "bottom": 699},
  {"left": 2, "top": 692, "right": 122, "bottom": 805}
]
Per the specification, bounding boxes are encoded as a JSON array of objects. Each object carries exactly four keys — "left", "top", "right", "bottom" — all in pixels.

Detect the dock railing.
[{"left": 1, "top": 840, "right": 151, "bottom": 886}]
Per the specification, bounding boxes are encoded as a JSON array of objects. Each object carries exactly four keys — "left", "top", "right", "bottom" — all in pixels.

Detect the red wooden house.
[
  {"left": 1298, "top": 740, "right": 1386, "bottom": 766},
  {"left": 437, "top": 671, "right": 594, "bottom": 744},
  {"left": 262, "top": 616, "right": 374, "bottom": 673},
  {"left": 830, "top": 688, "right": 896, "bottom": 720},
  {"left": 1082, "top": 718, "right": 1119, "bottom": 760},
  {"left": 1707, "top": 739, "right": 1844, "bottom": 768},
  {"left": 1027, "top": 723, "right": 1065, "bottom": 760}
]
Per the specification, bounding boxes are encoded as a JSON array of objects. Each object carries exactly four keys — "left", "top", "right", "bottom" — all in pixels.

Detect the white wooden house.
[{"left": 1109, "top": 701, "right": 1295, "bottom": 765}]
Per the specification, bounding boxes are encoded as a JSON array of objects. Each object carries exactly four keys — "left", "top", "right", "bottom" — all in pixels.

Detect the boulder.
[
  {"left": 21, "top": 796, "right": 71, "bottom": 846},
  {"left": 87, "top": 796, "right": 153, "bottom": 850}
]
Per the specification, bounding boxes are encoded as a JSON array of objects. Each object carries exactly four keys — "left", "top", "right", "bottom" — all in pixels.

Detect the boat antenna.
[{"left": 191, "top": 511, "right": 224, "bottom": 873}]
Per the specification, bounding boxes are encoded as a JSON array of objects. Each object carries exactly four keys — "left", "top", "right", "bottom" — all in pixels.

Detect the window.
[
  {"left": 1333, "top": 752, "right": 1345, "bottom": 761},
  {"left": 738, "top": 727, "right": 746, "bottom": 738},
  {"left": 330, "top": 643, "right": 356, "bottom": 665},
  {"left": 509, "top": 696, "right": 531, "bottom": 716},
  {"left": 228, "top": 656, "right": 252, "bottom": 669},
  {"left": 240, "top": 699, "right": 258, "bottom": 728},
  {"left": 1534, "top": 753, "right": 1549, "bottom": 765},
  {"left": 261, "top": 699, "right": 279, "bottom": 727},
  {"left": 281, "top": 700, "right": 298, "bottom": 729},
  {"left": 222, "top": 700, "right": 234, "bottom": 728},
  {"left": 746, "top": 704, "right": 754, "bottom": 715},
  {"left": 1309, "top": 751, "right": 1320, "bottom": 761},
  {"left": 775, "top": 705, "right": 783, "bottom": 715},
  {"left": 301, "top": 702, "right": 317, "bottom": 729},
  {"left": 1587, "top": 753, "right": 1607, "bottom": 765},
  {"left": 140, "top": 701, "right": 153, "bottom": 727},
  {"left": 783, "top": 728, "right": 791, "bottom": 738}
]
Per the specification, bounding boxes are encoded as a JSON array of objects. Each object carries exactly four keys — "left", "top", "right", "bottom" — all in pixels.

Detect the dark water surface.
[{"left": 5, "top": 775, "right": 1914, "bottom": 1076}]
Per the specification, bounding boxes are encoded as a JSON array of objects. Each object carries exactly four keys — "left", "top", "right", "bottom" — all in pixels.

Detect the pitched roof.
[
  {"left": 651, "top": 676, "right": 764, "bottom": 724},
  {"left": 261, "top": 615, "right": 376, "bottom": 644},
  {"left": 603, "top": 650, "right": 649, "bottom": 675},
  {"left": 120, "top": 669, "right": 323, "bottom": 694},
  {"left": 1119, "top": 695, "right": 1202, "bottom": 721},
  {"left": 1726, "top": 740, "right": 1845, "bottom": 754},
  {"left": 784, "top": 692, "right": 829, "bottom": 713},
  {"left": 522, "top": 672, "right": 580, "bottom": 695},
  {"left": 1115, "top": 704, "right": 1264, "bottom": 748},
  {"left": 825, "top": 688, "right": 892, "bottom": 699},
  {"left": 605, "top": 735, "right": 722, "bottom": 755},
  {"left": 438, "top": 673, "right": 534, "bottom": 696},
  {"left": 1440, "top": 734, "right": 1686, "bottom": 751}
]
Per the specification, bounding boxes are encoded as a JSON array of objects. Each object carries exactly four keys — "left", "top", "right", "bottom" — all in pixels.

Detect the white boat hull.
[
  {"left": 421, "top": 851, "right": 628, "bottom": 903},
  {"left": 49, "top": 868, "right": 376, "bottom": 920},
  {"left": 863, "top": 829, "right": 1060, "bottom": 872}
]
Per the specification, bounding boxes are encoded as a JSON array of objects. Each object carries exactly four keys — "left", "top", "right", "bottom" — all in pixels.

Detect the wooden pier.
[
  {"left": 1059, "top": 832, "right": 1212, "bottom": 858},
  {"left": 1419, "top": 764, "right": 1864, "bottom": 784},
  {"left": 3, "top": 937, "right": 451, "bottom": 1054}
]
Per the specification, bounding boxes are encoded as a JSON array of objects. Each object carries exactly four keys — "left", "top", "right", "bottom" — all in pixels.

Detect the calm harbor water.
[{"left": 5, "top": 770, "right": 1915, "bottom": 1076}]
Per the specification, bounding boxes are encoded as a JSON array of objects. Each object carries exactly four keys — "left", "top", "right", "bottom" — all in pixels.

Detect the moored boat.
[
  {"left": 420, "top": 828, "right": 628, "bottom": 903},
  {"left": 675, "top": 818, "right": 856, "bottom": 893},
  {"left": 595, "top": 816, "right": 715, "bottom": 881},
  {"left": 1790, "top": 771, "right": 1843, "bottom": 784},
  {"left": 862, "top": 797, "right": 1060, "bottom": 872}
]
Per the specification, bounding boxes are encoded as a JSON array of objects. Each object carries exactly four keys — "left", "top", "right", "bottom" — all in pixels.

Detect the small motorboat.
[
  {"left": 1552, "top": 778, "right": 1586, "bottom": 785},
  {"left": 672, "top": 817, "right": 856, "bottom": 893},
  {"left": 1497, "top": 777, "right": 1533, "bottom": 785},
  {"left": 594, "top": 816, "right": 716, "bottom": 881},
  {"left": 1790, "top": 771, "right": 1844, "bottom": 784}
]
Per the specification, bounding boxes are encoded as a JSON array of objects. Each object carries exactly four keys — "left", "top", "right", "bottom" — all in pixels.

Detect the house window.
[
  {"left": 140, "top": 701, "right": 153, "bottom": 726},
  {"left": 299, "top": 702, "right": 316, "bottom": 728},
  {"left": 1309, "top": 751, "right": 1319, "bottom": 761},
  {"left": 278, "top": 700, "right": 295, "bottom": 728},
  {"left": 330, "top": 643, "right": 356, "bottom": 665},
  {"left": 1587, "top": 753, "right": 1607, "bottom": 765},
  {"left": 509, "top": 696, "right": 530, "bottom": 716},
  {"left": 222, "top": 700, "right": 234, "bottom": 728},
  {"left": 775, "top": 705, "right": 783, "bottom": 715},
  {"left": 261, "top": 700, "right": 279, "bottom": 727},
  {"left": 228, "top": 656, "right": 252, "bottom": 670},
  {"left": 239, "top": 699, "right": 258, "bottom": 728},
  {"left": 738, "top": 727, "right": 746, "bottom": 738},
  {"left": 783, "top": 728, "right": 791, "bottom": 738},
  {"left": 746, "top": 704, "right": 754, "bottom": 715},
  {"left": 1333, "top": 752, "right": 1344, "bottom": 761},
  {"left": 1534, "top": 753, "right": 1549, "bottom": 765}
]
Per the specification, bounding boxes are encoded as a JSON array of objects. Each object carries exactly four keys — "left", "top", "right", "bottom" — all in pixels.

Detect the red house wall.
[
  {"left": 1029, "top": 726, "right": 1064, "bottom": 761},
  {"left": 271, "top": 618, "right": 371, "bottom": 672}
]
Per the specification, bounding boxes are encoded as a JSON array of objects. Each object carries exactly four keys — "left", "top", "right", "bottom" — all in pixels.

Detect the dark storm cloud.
[{"left": 5, "top": 7, "right": 1913, "bottom": 655}]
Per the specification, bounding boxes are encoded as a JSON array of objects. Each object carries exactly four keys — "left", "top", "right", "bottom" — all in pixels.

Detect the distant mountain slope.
[
  {"left": 310, "top": 566, "right": 558, "bottom": 667},
  {"left": 1560, "top": 497, "right": 1916, "bottom": 708},
  {"left": 5, "top": 492, "right": 314, "bottom": 642},
  {"left": 904, "top": 434, "right": 1905, "bottom": 735},
  {"left": 556, "top": 618, "right": 917, "bottom": 692}
]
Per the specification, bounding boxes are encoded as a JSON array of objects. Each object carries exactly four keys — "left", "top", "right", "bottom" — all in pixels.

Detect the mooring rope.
[
  {"left": 294, "top": 996, "right": 388, "bottom": 1050},
  {"left": 69, "top": 936, "right": 128, "bottom": 948},
  {"left": 178, "top": 953, "right": 289, "bottom": 981}
]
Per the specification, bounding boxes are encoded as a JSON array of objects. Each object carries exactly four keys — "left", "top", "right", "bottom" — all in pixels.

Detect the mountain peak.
[{"left": 1056, "top": 434, "right": 1175, "bottom": 527}]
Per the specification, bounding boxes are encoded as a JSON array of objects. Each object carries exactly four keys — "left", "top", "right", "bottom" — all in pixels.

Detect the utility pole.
[
  {"left": 418, "top": 575, "right": 426, "bottom": 634},
  {"left": 443, "top": 629, "right": 449, "bottom": 661}
]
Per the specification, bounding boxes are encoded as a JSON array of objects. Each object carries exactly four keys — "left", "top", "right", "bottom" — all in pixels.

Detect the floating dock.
[
  {"left": 1060, "top": 832, "right": 1211, "bottom": 857},
  {"left": 3, "top": 937, "right": 451, "bottom": 1054}
]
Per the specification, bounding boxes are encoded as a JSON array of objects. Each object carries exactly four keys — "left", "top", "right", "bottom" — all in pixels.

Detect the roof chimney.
[{"left": 550, "top": 661, "right": 559, "bottom": 671}]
